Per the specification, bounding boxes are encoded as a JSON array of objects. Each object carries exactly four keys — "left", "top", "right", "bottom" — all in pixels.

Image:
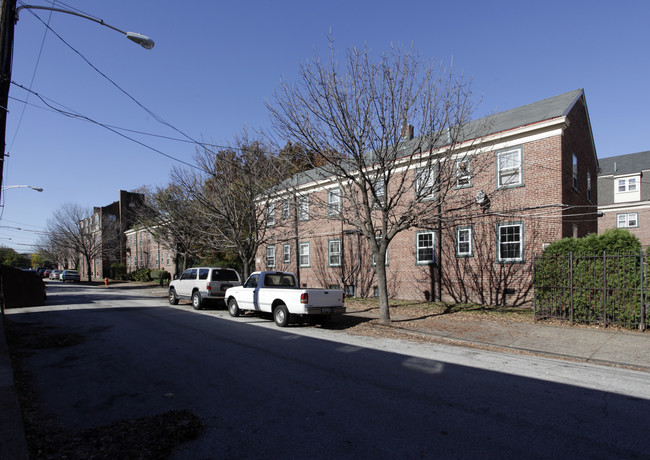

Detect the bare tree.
[
  {"left": 130, "top": 184, "right": 206, "bottom": 274},
  {"left": 173, "top": 132, "right": 283, "bottom": 279},
  {"left": 268, "top": 40, "right": 485, "bottom": 323},
  {"left": 41, "top": 203, "right": 119, "bottom": 281}
]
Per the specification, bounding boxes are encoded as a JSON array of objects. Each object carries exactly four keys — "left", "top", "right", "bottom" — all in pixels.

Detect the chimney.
[{"left": 400, "top": 124, "right": 414, "bottom": 141}]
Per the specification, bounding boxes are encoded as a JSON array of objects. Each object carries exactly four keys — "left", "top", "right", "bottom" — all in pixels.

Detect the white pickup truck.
[{"left": 224, "top": 271, "right": 346, "bottom": 327}]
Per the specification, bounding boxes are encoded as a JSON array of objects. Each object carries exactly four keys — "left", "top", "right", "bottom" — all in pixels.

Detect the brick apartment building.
[
  {"left": 260, "top": 89, "right": 599, "bottom": 305},
  {"left": 124, "top": 226, "right": 176, "bottom": 275},
  {"left": 597, "top": 151, "right": 650, "bottom": 247},
  {"left": 78, "top": 190, "right": 144, "bottom": 279}
]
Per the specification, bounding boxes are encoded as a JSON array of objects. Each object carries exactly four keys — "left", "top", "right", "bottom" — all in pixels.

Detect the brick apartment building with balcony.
[
  {"left": 260, "top": 89, "right": 599, "bottom": 306},
  {"left": 597, "top": 150, "right": 650, "bottom": 247}
]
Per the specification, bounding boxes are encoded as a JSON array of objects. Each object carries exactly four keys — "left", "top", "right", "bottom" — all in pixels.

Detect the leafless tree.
[
  {"left": 268, "top": 40, "right": 487, "bottom": 323},
  {"left": 173, "top": 131, "right": 283, "bottom": 279},
  {"left": 41, "top": 203, "right": 119, "bottom": 281},
  {"left": 130, "top": 184, "right": 205, "bottom": 274}
]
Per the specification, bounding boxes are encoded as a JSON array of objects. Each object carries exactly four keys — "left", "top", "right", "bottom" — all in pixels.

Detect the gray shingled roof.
[
  {"left": 282, "top": 89, "right": 585, "bottom": 188},
  {"left": 598, "top": 151, "right": 650, "bottom": 176}
]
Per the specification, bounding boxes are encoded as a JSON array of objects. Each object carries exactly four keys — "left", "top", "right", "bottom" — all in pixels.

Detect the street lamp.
[
  {"left": 2, "top": 185, "right": 43, "bottom": 192},
  {"left": 15, "top": 5, "right": 155, "bottom": 49},
  {"left": 0, "top": 1, "right": 154, "bottom": 203}
]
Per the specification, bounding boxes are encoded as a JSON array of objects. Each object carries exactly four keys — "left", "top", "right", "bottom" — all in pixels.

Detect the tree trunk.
[{"left": 376, "top": 251, "right": 391, "bottom": 323}]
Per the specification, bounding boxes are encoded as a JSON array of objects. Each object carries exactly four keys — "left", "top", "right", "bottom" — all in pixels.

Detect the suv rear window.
[{"left": 211, "top": 269, "right": 240, "bottom": 282}]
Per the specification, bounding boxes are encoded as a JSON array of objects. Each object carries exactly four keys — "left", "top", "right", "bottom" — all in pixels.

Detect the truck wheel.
[
  {"left": 274, "top": 304, "right": 290, "bottom": 327},
  {"left": 169, "top": 288, "right": 179, "bottom": 305},
  {"left": 228, "top": 298, "right": 240, "bottom": 317},
  {"left": 192, "top": 291, "right": 203, "bottom": 310}
]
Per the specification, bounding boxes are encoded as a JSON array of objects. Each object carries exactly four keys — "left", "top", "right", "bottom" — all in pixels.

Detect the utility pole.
[{"left": 0, "top": 0, "right": 16, "bottom": 204}]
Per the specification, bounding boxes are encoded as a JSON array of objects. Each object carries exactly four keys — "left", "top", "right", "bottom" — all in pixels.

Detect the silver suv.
[{"left": 168, "top": 267, "right": 242, "bottom": 310}]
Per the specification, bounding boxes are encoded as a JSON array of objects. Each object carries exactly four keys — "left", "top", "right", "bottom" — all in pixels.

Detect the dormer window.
[{"left": 614, "top": 175, "right": 641, "bottom": 204}]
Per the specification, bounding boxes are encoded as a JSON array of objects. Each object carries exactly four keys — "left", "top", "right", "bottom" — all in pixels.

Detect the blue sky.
[{"left": 2, "top": 0, "right": 649, "bottom": 252}]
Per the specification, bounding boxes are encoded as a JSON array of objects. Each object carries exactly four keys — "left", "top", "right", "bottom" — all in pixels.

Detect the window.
[
  {"left": 374, "top": 178, "right": 385, "bottom": 206},
  {"left": 266, "top": 245, "right": 276, "bottom": 268},
  {"left": 416, "top": 231, "right": 435, "bottom": 265},
  {"left": 618, "top": 177, "right": 637, "bottom": 192},
  {"left": 328, "top": 188, "right": 341, "bottom": 216},
  {"left": 283, "top": 244, "right": 291, "bottom": 263},
  {"left": 587, "top": 172, "right": 592, "bottom": 202},
  {"left": 181, "top": 269, "right": 196, "bottom": 280},
  {"left": 617, "top": 213, "right": 638, "bottom": 228},
  {"left": 415, "top": 167, "right": 436, "bottom": 200},
  {"left": 299, "top": 242, "right": 310, "bottom": 267},
  {"left": 371, "top": 234, "right": 388, "bottom": 266},
  {"left": 328, "top": 239, "right": 341, "bottom": 267},
  {"left": 497, "top": 223, "right": 524, "bottom": 262},
  {"left": 282, "top": 199, "right": 290, "bottom": 219},
  {"left": 298, "top": 195, "right": 310, "bottom": 221},
  {"left": 266, "top": 203, "right": 275, "bottom": 226},
  {"left": 496, "top": 147, "right": 523, "bottom": 187},
  {"left": 572, "top": 154, "right": 578, "bottom": 190},
  {"left": 456, "top": 227, "right": 473, "bottom": 257},
  {"left": 455, "top": 158, "right": 472, "bottom": 188},
  {"left": 198, "top": 268, "right": 209, "bottom": 280}
]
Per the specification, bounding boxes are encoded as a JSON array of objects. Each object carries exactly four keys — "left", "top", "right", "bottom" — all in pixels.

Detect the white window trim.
[
  {"left": 497, "top": 222, "right": 524, "bottom": 263},
  {"left": 415, "top": 167, "right": 436, "bottom": 200},
  {"left": 455, "top": 158, "right": 472, "bottom": 189},
  {"left": 328, "top": 188, "right": 341, "bottom": 216},
  {"left": 266, "top": 203, "right": 275, "bottom": 226},
  {"left": 266, "top": 245, "right": 276, "bottom": 268},
  {"left": 415, "top": 231, "right": 435, "bottom": 265},
  {"left": 299, "top": 242, "right": 310, "bottom": 267},
  {"left": 456, "top": 227, "right": 473, "bottom": 257},
  {"left": 496, "top": 147, "right": 523, "bottom": 188},
  {"left": 617, "top": 212, "right": 638, "bottom": 228},
  {"left": 282, "top": 243, "right": 291, "bottom": 263},
  {"left": 298, "top": 195, "right": 310, "bottom": 221},
  {"left": 328, "top": 239, "right": 341, "bottom": 267}
]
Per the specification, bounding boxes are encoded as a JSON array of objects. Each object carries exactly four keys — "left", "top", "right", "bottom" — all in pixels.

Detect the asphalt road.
[{"left": 6, "top": 282, "right": 650, "bottom": 459}]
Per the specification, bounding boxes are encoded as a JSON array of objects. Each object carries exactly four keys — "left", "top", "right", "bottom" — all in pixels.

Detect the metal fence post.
[
  {"left": 641, "top": 249, "right": 646, "bottom": 332},
  {"left": 602, "top": 251, "right": 607, "bottom": 328},
  {"left": 569, "top": 252, "right": 574, "bottom": 325}
]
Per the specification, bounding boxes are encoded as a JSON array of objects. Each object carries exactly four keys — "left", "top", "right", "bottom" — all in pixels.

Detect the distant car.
[
  {"left": 49, "top": 270, "right": 62, "bottom": 280},
  {"left": 42, "top": 269, "right": 50, "bottom": 278},
  {"left": 60, "top": 270, "right": 80, "bottom": 282}
]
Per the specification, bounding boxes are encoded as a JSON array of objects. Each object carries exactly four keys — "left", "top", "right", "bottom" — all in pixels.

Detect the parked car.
[
  {"left": 168, "top": 267, "right": 242, "bottom": 310},
  {"left": 225, "top": 271, "right": 346, "bottom": 327},
  {"left": 49, "top": 270, "right": 62, "bottom": 280},
  {"left": 42, "top": 269, "right": 50, "bottom": 278},
  {"left": 60, "top": 269, "right": 80, "bottom": 282}
]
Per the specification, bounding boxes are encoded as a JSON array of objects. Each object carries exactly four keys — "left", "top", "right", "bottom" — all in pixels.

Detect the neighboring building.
[
  {"left": 124, "top": 226, "right": 176, "bottom": 275},
  {"left": 78, "top": 190, "right": 144, "bottom": 279},
  {"left": 260, "top": 89, "right": 599, "bottom": 306},
  {"left": 597, "top": 151, "right": 650, "bottom": 247}
]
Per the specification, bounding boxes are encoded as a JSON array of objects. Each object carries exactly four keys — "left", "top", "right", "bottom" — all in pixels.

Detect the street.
[{"left": 6, "top": 282, "right": 650, "bottom": 459}]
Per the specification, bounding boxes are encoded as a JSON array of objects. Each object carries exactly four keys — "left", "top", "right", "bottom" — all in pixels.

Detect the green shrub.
[
  {"left": 110, "top": 263, "right": 127, "bottom": 280},
  {"left": 129, "top": 268, "right": 152, "bottom": 282}
]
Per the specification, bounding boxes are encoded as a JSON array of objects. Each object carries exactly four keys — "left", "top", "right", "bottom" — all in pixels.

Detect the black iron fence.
[{"left": 534, "top": 251, "right": 649, "bottom": 331}]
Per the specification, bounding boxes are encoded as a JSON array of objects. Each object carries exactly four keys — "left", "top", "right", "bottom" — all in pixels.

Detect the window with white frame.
[
  {"left": 282, "top": 199, "right": 290, "bottom": 219},
  {"left": 299, "top": 242, "right": 310, "bottom": 267},
  {"left": 371, "top": 234, "right": 388, "bottom": 266},
  {"left": 416, "top": 231, "right": 435, "bottom": 265},
  {"left": 617, "top": 213, "right": 638, "bottom": 228},
  {"left": 587, "top": 172, "right": 592, "bottom": 202},
  {"left": 456, "top": 227, "right": 473, "bottom": 257},
  {"left": 618, "top": 177, "right": 637, "bottom": 192},
  {"left": 298, "top": 195, "right": 310, "bottom": 221},
  {"left": 572, "top": 154, "right": 578, "bottom": 190},
  {"left": 282, "top": 244, "right": 291, "bottom": 263},
  {"left": 266, "top": 245, "right": 276, "bottom": 268},
  {"left": 266, "top": 203, "right": 275, "bottom": 226},
  {"left": 328, "top": 239, "right": 341, "bottom": 266},
  {"left": 496, "top": 147, "right": 523, "bottom": 187},
  {"left": 455, "top": 158, "right": 472, "bottom": 188},
  {"left": 497, "top": 222, "right": 524, "bottom": 262},
  {"left": 328, "top": 188, "right": 341, "bottom": 216},
  {"left": 415, "top": 167, "right": 436, "bottom": 200}
]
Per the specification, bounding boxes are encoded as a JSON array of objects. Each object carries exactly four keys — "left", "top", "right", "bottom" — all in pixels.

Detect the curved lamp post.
[
  {"left": 0, "top": 2, "right": 154, "bottom": 203},
  {"left": 15, "top": 5, "right": 155, "bottom": 49},
  {"left": 2, "top": 185, "right": 43, "bottom": 192}
]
